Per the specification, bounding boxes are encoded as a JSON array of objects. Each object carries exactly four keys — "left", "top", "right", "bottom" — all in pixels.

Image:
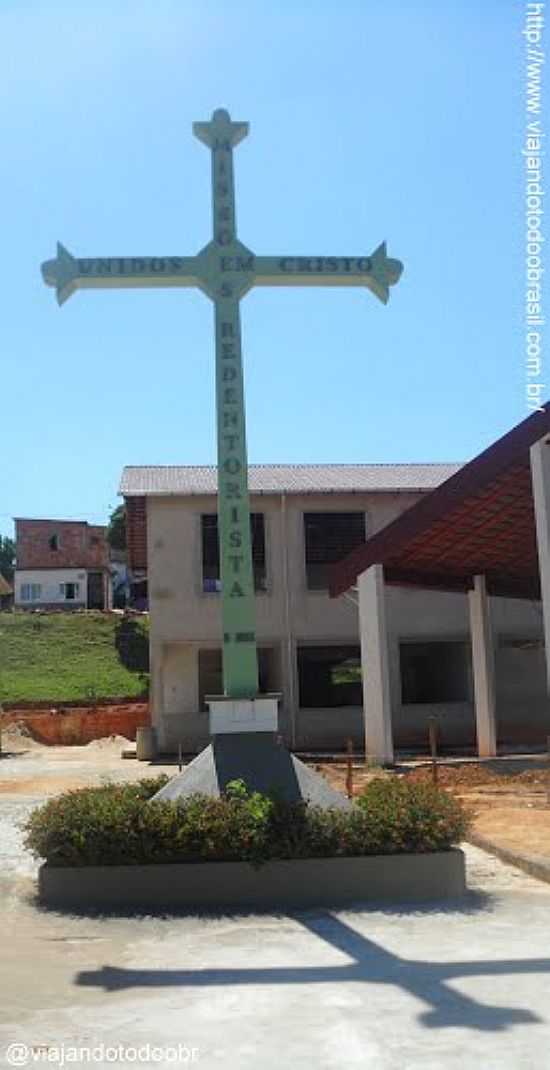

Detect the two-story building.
[
  {"left": 116, "top": 463, "right": 511, "bottom": 750},
  {"left": 14, "top": 519, "right": 112, "bottom": 611},
  {"left": 121, "top": 461, "right": 549, "bottom": 754}
]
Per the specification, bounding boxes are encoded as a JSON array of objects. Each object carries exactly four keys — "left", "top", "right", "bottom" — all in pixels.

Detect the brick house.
[{"left": 14, "top": 519, "right": 112, "bottom": 610}]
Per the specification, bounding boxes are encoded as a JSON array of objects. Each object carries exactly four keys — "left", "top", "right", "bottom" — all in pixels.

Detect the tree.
[
  {"left": 0, "top": 535, "right": 15, "bottom": 583},
  {"left": 107, "top": 505, "right": 127, "bottom": 552}
]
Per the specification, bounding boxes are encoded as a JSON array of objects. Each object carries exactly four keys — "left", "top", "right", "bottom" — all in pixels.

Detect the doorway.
[{"left": 87, "top": 572, "right": 105, "bottom": 610}]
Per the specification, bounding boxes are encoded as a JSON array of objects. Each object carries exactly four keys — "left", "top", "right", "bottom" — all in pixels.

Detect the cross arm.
[
  {"left": 252, "top": 243, "right": 403, "bottom": 304},
  {"left": 41, "top": 243, "right": 202, "bottom": 305}
]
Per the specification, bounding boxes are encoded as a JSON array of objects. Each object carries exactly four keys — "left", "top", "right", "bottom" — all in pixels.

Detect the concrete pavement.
[
  {"left": 2, "top": 747, "right": 550, "bottom": 1069},
  {"left": 2, "top": 843, "right": 550, "bottom": 1069}
]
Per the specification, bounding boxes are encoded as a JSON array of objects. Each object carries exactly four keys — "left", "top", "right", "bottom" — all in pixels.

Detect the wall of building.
[
  {"left": 146, "top": 490, "right": 422, "bottom": 642},
  {"left": 144, "top": 491, "right": 549, "bottom": 752},
  {"left": 146, "top": 489, "right": 421, "bottom": 749},
  {"left": 16, "top": 519, "right": 109, "bottom": 570},
  {"left": 495, "top": 640, "right": 549, "bottom": 742},
  {"left": 385, "top": 587, "right": 547, "bottom": 749},
  {"left": 14, "top": 568, "right": 88, "bottom": 608},
  {"left": 159, "top": 643, "right": 209, "bottom": 751}
]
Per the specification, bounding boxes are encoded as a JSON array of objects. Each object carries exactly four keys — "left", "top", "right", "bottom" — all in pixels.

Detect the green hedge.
[{"left": 23, "top": 776, "right": 469, "bottom": 868}]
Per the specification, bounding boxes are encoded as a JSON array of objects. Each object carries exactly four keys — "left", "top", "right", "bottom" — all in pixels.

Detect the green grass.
[{"left": 0, "top": 612, "right": 149, "bottom": 705}]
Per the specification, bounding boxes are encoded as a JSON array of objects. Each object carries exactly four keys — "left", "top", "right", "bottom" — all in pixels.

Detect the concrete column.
[
  {"left": 358, "top": 564, "right": 394, "bottom": 764},
  {"left": 468, "top": 574, "right": 497, "bottom": 757},
  {"left": 530, "top": 437, "right": 550, "bottom": 690},
  {"left": 280, "top": 493, "right": 297, "bottom": 748}
]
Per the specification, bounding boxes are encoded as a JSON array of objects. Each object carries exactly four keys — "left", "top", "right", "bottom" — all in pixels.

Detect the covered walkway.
[{"left": 330, "top": 406, "right": 550, "bottom": 762}]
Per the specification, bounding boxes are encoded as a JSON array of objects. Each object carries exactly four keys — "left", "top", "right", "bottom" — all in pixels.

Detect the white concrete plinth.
[{"left": 207, "top": 696, "right": 279, "bottom": 735}]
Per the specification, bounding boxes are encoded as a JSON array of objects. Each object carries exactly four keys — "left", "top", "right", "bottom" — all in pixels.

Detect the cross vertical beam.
[
  {"left": 194, "top": 109, "right": 259, "bottom": 697},
  {"left": 214, "top": 296, "right": 258, "bottom": 696}
]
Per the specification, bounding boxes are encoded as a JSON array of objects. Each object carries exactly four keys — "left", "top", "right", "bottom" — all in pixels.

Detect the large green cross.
[{"left": 41, "top": 108, "right": 403, "bottom": 701}]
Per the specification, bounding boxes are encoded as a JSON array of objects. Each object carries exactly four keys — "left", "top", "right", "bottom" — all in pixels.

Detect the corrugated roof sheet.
[
  {"left": 120, "top": 463, "right": 461, "bottom": 497},
  {"left": 329, "top": 402, "right": 550, "bottom": 600}
]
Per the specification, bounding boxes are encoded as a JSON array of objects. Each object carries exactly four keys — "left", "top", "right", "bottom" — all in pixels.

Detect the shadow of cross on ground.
[{"left": 76, "top": 912, "right": 550, "bottom": 1033}]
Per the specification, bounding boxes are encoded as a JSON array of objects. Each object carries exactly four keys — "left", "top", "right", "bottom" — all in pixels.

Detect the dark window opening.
[
  {"left": 60, "top": 581, "right": 79, "bottom": 601},
  {"left": 201, "top": 513, "right": 266, "bottom": 593},
  {"left": 400, "top": 641, "right": 469, "bottom": 704},
  {"left": 298, "top": 645, "right": 362, "bottom": 708},
  {"left": 198, "top": 647, "right": 274, "bottom": 710},
  {"left": 49, "top": 534, "right": 59, "bottom": 551},
  {"left": 130, "top": 578, "right": 148, "bottom": 611},
  {"left": 304, "top": 512, "right": 366, "bottom": 590}
]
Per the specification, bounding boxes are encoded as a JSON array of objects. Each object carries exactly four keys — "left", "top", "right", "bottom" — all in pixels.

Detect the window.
[
  {"left": 21, "top": 583, "right": 41, "bottom": 602},
  {"left": 400, "top": 641, "right": 469, "bottom": 704},
  {"left": 304, "top": 512, "right": 366, "bottom": 590},
  {"left": 201, "top": 514, "right": 266, "bottom": 593},
  {"left": 59, "top": 582, "right": 80, "bottom": 601},
  {"left": 297, "top": 645, "right": 363, "bottom": 708},
  {"left": 49, "top": 534, "right": 59, "bottom": 551}
]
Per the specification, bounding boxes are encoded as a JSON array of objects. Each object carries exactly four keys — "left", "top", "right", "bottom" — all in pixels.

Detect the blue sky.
[{"left": 0, "top": 1, "right": 536, "bottom": 535}]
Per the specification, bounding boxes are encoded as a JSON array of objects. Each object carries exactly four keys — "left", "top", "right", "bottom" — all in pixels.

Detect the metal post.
[
  {"left": 345, "top": 737, "right": 354, "bottom": 799},
  {"left": 546, "top": 735, "right": 550, "bottom": 809},
  {"left": 428, "top": 716, "right": 438, "bottom": 785}
]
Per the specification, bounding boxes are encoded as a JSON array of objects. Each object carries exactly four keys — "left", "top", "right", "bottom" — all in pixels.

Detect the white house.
[{"left": 14, "top": 518, "right": 112, "bottom": 611}]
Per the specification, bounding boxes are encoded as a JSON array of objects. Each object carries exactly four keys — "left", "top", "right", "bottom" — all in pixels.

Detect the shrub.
[
  {"left": 23, "top": 776, "right": 469, "bottom": 868},
  {"left": 23, "top": 776, "right": 168, "bottom": 867},
  {"left": 355, "top": 777, "right": 469, "bottom": 853}
]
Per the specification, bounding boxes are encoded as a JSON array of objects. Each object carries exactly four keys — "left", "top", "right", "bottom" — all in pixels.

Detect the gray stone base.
[
  {"left": 151, "top": 732, "right": 350, "bottom": 809},
  {"left": 38, "top": 850, "right": 466, "bottom": 911}
]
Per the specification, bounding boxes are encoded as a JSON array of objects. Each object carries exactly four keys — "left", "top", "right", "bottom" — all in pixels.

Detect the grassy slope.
[{"left": 0, "top": 612, "right": 149, "bottom": 704}]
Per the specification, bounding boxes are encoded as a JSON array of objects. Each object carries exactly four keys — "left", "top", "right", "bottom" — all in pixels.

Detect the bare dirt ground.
[
  {"left": 316, "top": 756, "right": 550, "bottom": 868},
  {"left": 0, "top": 723, "right": 176, "bottom": 796}
]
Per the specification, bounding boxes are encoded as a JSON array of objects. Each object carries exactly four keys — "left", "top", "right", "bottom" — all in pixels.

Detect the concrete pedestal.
[
  {"left": 152, "top": 693, "right": 349, "bottom": 808},
  {"left": 153, "top": 732, "right": 349, "bottom": 808},
  {"left": 207, "top": 694, "right": 279, "bottom": 735}
]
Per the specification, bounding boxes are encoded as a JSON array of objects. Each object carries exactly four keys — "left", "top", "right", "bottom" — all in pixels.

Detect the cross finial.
[{"left": 193, "top": 108, "right": 249, "bottom": 149}]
